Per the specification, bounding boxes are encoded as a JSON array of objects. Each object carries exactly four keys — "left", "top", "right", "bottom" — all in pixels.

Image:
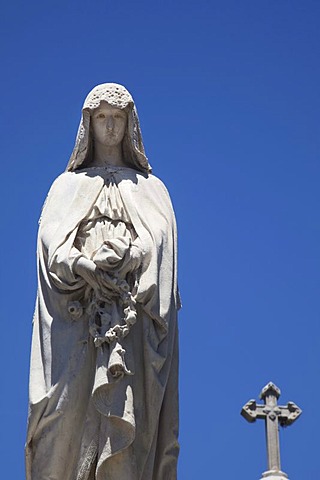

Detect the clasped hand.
[{"left": 75, "top": 256, "right": 118, "bottom": 301}]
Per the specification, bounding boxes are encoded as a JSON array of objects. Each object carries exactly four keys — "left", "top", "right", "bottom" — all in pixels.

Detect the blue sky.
[{"left": 1, "top": 1, "right": 319, "bottom": 478}]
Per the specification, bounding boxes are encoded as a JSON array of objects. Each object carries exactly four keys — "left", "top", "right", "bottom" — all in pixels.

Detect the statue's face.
[{"left": 91, "top": 102, "right": 127, "bottom": 147}]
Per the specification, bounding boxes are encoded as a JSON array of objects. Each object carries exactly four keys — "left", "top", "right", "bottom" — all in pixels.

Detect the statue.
[{"left": 26, "top": 83, "right": 180, "bottom": 480}]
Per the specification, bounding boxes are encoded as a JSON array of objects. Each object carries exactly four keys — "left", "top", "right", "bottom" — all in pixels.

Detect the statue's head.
[{"left": 66, "top": 83, "right": 151, "bottom": 173}]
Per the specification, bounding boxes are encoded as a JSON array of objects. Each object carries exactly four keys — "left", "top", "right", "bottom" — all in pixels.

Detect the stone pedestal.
[{"left": 260, "top": 469, "right": 289, "bottom": 480}]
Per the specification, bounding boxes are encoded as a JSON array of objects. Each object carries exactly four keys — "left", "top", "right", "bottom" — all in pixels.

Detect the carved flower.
[{"left": 68, "top": 301, "right": 83, "bottom": 319}]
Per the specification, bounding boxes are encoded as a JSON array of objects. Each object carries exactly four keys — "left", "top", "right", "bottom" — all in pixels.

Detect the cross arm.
[
  {"left": 277, "top": 401, "right": 302, "bottom": 427},
  {"left": 241, "top": 399, "right": 268, "bottom": 423}
]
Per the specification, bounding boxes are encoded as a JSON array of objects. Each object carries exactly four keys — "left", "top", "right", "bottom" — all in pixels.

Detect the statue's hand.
[
  {"left": 74, "top": 256, "right": 115, "bottom": 300},
  {"left": 92, "top": 237, "right": 144, "bottom": 279},
  {"left": 92, "top": 237, "right": 130, "bottom": 273},
  {"left": 118, "top": 241, "right": 143, "bottom": 277}
]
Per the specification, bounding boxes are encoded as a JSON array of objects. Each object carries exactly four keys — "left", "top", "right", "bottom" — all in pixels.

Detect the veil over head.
[{"left": 66, "top": 83, "right": 151, "bottom": 173}]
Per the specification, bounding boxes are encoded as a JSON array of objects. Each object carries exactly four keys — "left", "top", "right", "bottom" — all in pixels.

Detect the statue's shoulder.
[
  {"left": 135, "top": 173, "right": 174, "bottom": 212},
  {"left": 47, "top": 171, "right": 71, "bottom": 193},
  {"left": 47, "top": 170, "right": 94, "bottom": 198},
  {"left": 144, "top": 173, "right": 172, "bottom": 198},
  {"left": 41, "top": 171, "right": 85, "bottom": 214},
  {"left": 50, "top": 170, "right": 83, "bottom": 189},
  {"left": 137, "top": 172, "right": 167, "bottom": 190}
]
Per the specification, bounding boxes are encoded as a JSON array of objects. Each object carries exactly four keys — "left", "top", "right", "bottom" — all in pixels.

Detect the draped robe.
[{"left": 26, "top": 166, "right": 179, "bottom": 480}]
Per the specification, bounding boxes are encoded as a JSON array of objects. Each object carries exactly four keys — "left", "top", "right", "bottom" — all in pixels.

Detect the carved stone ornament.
[{"left": 241, "top": 382, "right": 302, "bottom": 480}]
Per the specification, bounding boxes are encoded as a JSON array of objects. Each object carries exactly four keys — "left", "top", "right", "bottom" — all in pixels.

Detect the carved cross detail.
[{"left": 241, "top": 382, "right": 302, "bottom": 476}]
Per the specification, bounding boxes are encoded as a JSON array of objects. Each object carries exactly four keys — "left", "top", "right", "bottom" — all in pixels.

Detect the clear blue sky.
[{"left": 1, "top": 1, "right": 319, "bottom": 478}]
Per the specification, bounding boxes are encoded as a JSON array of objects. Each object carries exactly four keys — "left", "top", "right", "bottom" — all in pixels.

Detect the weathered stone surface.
[{"left": 26, "top": 84, "right": 180, "bottom": 480}]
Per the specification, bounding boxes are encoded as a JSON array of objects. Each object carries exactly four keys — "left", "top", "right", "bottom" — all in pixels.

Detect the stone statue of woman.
[{"left": 26, "top": 83, "right": 180, "bottom": 480}]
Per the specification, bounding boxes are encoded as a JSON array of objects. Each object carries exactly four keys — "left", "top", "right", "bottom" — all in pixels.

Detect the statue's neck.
[{"left": 91, "top": 142, "right": 127, "bottom": 167}]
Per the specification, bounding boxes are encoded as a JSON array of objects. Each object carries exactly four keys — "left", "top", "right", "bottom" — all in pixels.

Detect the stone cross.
[{"left": 241, "top": 382, "right": 302, "bottom": 480}]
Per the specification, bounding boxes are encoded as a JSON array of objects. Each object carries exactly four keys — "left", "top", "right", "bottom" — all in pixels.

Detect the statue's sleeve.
[
  {"left": 47, "top": 236, "right": 86, "bottom": 291},
  {"left": 38, "top": 173, "right": 87, "bottom": 291},
  {"left": 120, "top": 173, "right": 179, "bottom": 328}
]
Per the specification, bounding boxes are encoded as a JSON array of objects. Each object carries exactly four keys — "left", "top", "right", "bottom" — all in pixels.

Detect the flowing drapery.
[{"left": 26, "top": 166, "right": 179, "bottom": 480}]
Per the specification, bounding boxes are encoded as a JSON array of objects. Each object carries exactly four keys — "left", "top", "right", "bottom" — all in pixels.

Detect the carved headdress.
[{"left": 66, "top": 83, "right": 151, "bottom": 173}]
